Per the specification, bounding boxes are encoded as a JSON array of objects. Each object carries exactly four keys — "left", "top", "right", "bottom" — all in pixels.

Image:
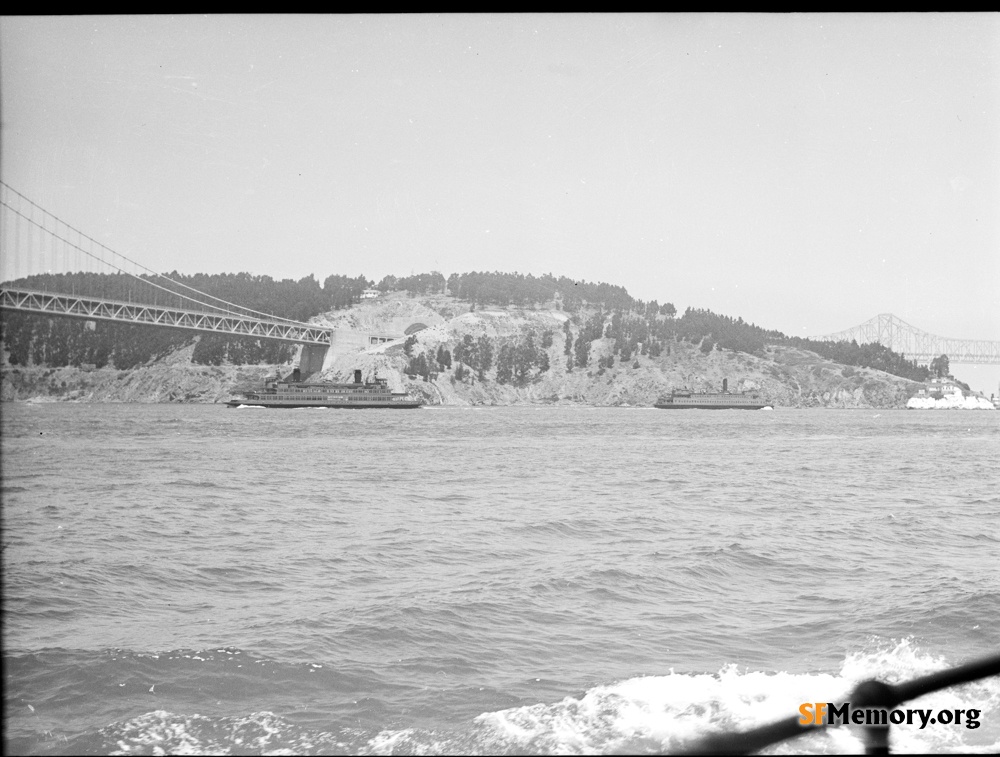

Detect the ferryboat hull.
[
  {"left": 654, "top": 378, "right": 770, "bottom": 410},
  {"left": 654, "top": 401, "right": 769, "bottom": 410},
  {"left": 227, "top": 399, "right": 422, "bottom": 409},
  {"left": 225, "top": 368, "right": 424, "bottom": 410}
]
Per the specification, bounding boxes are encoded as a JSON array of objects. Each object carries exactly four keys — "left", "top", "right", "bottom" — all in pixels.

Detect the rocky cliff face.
[
  {"left": 1, "top": 293, "right": 924, "bottom": 408},
  {"left": 363, "top": 309, "right": 920, "bottom": 409},
  {"left": 0, "top": 342, "right": 280, "bottom": 404}
]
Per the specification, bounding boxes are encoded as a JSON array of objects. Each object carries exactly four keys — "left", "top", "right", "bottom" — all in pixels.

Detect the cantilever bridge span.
[{"left": 809, "top": 313, "right": 1000, "bottom": 365}]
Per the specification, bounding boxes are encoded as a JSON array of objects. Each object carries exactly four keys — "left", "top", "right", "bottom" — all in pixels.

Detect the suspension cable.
[{"left": 1, "top": 182, "right": 321, "bottom": 328}]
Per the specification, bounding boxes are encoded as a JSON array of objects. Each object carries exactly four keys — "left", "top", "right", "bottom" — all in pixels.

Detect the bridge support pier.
[{"left": 299, "top": 343, "right": 329, "bottom": 379}]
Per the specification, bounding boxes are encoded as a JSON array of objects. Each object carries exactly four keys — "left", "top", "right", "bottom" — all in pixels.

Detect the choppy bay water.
[{"left": 2, "top": 403, "right": 999, "bottom": 755}]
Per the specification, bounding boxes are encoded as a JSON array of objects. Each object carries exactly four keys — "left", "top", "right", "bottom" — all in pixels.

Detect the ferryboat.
[
  {"left": 655, "top": 379, "right": 771, "bottom": 410},
  {"left": 226, "top": 369, "right": 423, "bottom": 409}
]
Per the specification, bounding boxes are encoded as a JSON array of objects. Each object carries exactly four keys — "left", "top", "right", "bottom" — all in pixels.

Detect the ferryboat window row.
[{"left": 280, "top": 388, "right": 385, "bottom": 394}]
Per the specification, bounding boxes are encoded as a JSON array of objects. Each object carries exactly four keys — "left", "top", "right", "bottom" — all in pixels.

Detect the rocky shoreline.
[
  {"left": 1, "top": 336, "right": 926, "bottom": 411},
  {"left": 0, "top": 294, "right": 963, "bottom": 409}
]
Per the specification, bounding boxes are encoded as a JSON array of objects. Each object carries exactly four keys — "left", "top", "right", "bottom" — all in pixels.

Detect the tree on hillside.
[
  {"left": 930, "top": 354, "right": 950, "bottom": 378},
  {"left": 538, "top": 351, "right": 550, "bottom": 373},
  {"left": 495, "top": 343, "right": 514, "bottom": 385},
  {"left": 476, "top": 335, "right": 493, "bottom": 380},
  {"left": 454, "top": 334, "right": 475, "bottom": 370},
  {"left": 436, "top": 345, "right": 452, "bottom": 370},
  {"left": 324, "top": 274, "right": 371, "bottom": 309},
  {"left": 395, "top": 272, "right": 447, "bottom": 294},
  {"left": 574, "top": 332, "right": 591, "bottom": 368},
  {"left": 513, "top": 334, "right": 539, "bottom": 385}
]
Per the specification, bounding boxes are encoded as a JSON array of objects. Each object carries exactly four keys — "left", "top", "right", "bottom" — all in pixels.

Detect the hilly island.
[{"left": 0, "top": 270, "right": 960, "bottom": 408}]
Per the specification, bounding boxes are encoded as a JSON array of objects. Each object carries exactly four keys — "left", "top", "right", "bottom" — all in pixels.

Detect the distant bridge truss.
[{"left": 809, "top": 313, "right": 1000, "bottom": 365}]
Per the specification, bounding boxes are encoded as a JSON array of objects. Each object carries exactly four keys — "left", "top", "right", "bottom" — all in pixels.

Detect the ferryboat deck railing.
[{"left": 676, "top": 651, "right": 1000, "bottom": 755}]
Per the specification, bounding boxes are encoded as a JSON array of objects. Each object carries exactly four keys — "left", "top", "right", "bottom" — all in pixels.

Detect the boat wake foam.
[{"left": 91, "top": 638, "right": 999, "bottom": 755}]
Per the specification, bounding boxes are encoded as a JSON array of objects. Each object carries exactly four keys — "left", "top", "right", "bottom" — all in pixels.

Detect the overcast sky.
[{"left": 2, "top": 14, "right": 998, "bottom": 393}]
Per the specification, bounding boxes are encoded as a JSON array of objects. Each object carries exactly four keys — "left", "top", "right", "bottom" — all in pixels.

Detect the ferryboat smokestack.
[
  {"left": 723, "top": 378, "right": 728, "bottom": 393},
  {"left": 354, "top": 369, "right": 363, "bottom": 384}
]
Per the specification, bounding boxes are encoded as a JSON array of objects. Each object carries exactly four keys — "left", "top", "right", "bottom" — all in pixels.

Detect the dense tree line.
[
  {"left": 493, "top": 332, "right": 550, "bottom": 385},
  {"left": 930, "top": 354, "right": 950, "bottom": 378},
  {"left": 561, "top": 308, "right": 676, "bottom": 371},
  {"left": 1, "top": 311, "right": 188, "bottom": 369},
  {"left": 0, "top": 310, "right": 296, "bottom": 370},
  {"left": 673, "top": 307, "right": 782, "bottom": 355},
  {"left": 377, "top": 272, "right": 447, "bottom": 295},
  {"left": 322, "top": 274, "right": 374, "bottom": 311},
  {"left": 452, "top": 333, "right": 495, "bottom": 381},
  {"left": 405, "top": 330, "right": 553, "bottom": 386},
  {"left": 1, "top": 271, "right": 329, "bottom": 368},
  {"left": 404, "top": 341, "right": 454, "bottom": 381},
  {"left": 444, "top": 271, "right": 675, "bottom": 315},
  {"left": 670, "top": 307, "right": 930, "bottom": 381},
  {"left": 7, "top": 271, "right": 373, "bottom": 321},
  {"left": 190, "top": 335, "right": 293, "bottom": 366},
  {"left": 2, "top": 271, "right": 935, "bottom": 383},
  {"left": 786, "top": 337, "right": 930, "bottom": 381}
]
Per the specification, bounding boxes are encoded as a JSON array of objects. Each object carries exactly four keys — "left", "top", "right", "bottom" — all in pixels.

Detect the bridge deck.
[{"left": 0, "top": 287, "right": 332, "bottom": 345}]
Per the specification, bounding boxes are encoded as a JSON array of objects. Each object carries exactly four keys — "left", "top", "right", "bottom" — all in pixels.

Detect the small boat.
[
  {"left": 654, "top": 378, "right": 770, "bottom": 410},
  {"left": 226, "top": 369, "right": 423, "bottom": 409}
]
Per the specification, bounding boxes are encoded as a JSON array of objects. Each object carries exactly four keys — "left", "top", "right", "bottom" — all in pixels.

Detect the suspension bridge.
[
  {"left": 2, "top": 183, "right": 998, "bottom": 368},
  {"left": 0, "top": 183, "right": 411, "bottom": 375}
]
